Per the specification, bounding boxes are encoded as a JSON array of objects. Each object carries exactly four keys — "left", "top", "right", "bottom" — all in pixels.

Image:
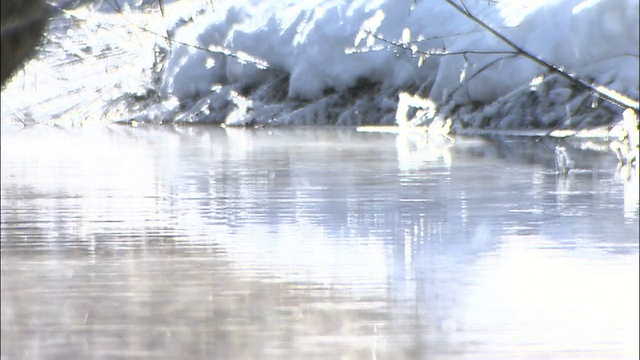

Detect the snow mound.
[{"left": 142, "top": 0, "right": 638, "bottom": 127}]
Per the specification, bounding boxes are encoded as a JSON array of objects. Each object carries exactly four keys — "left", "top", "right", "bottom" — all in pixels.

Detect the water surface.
[{"left": 1, "top": 126, "right": 638, "bottom": 359}]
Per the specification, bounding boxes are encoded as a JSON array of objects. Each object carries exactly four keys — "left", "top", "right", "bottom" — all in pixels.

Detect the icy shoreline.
[{"left": 0, "top": 0, "right": 638, "bottom": 131}]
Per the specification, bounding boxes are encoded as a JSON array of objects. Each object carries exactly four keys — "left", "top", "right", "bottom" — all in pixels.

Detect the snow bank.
[
  {"left": 144, "top": 0, "right": 637, "bottom": 128},
  {"left": 1, "top": 0, "right": 638, "bottom": 129}
]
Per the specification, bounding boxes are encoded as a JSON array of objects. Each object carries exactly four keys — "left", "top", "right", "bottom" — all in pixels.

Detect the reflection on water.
[{"left": 1, "top": 126, "right": 638, "bottom": 359}]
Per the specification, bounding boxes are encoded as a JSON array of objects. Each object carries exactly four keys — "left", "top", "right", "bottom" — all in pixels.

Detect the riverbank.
[{"left": 1, "top": 0, "right": 638, "bottom": 156}]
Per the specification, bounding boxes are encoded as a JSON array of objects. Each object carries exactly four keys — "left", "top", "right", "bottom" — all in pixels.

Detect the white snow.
[{"left": 1, "top": 0, "right": 638, "bottom": 128}]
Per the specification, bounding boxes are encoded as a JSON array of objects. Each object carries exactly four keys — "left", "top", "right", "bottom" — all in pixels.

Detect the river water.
[{"left": 1, "top": 125, "right": 638, "bottom": 359}]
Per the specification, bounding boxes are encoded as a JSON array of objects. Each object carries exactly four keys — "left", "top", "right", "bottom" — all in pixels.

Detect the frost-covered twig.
[
  {"left": 366, "top": 30, "right": 518, "bottom": 58},
  {"left": 444, "top": 0, "right": 639, "bottom": 112},
  {"left": 140, "top": 26, "right": 276, "bottom": 70}
]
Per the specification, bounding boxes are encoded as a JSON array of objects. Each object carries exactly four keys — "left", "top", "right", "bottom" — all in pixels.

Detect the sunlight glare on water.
[{"left": 1, "top": 126, "right": 638, "bottom": 359}]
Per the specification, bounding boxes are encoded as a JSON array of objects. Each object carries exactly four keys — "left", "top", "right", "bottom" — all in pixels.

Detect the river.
[{"left": 1, "top": 125, "right": 638, "bottom": 359}]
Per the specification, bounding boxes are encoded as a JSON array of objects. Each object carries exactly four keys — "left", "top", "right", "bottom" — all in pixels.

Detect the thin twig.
[
  {"left": 366, "top": 30, "right": 518, "bottom": 57},
  {"left": 450, "top": 53, "right": 519, "bottom": 100}
]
